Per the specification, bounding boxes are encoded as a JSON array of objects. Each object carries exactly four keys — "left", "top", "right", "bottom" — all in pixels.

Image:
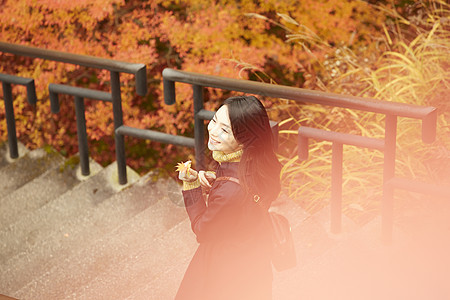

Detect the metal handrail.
[
  {"left": 0, "top": 42, "right": 147, "bottom": 184},
  {"left": 297, "top": 127, "right": 385, "bottom": 233},
  {"left": 116, "top": 126, "right": 195, "bottom": 148},
  {"left": 49, "top": 84, "right": 114, "bottom": 175},
  {"left": 0, "top": 73, "right": 37, "bottom": 158},
  {"left": 162, "top": 67, "right": 439, "bottom": 243},
  {"left": 162, "top": 68, "right": 437, "bottom": 143},
  {"left": 0, "top": 42, "right": 147, "bottom": 96}
]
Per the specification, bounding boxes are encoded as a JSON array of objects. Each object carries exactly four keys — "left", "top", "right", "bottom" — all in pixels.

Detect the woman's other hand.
[
  {"left": 198, "top": 171, "right": 216, "bottom": 188},
  {"left": 178, "top": 168, "right": 198, "bottom": 182}
]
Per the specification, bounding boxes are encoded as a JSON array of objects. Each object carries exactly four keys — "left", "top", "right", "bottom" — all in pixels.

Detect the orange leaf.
[{"left": 175, "top": 161, "right": 192, "bottom": 174}]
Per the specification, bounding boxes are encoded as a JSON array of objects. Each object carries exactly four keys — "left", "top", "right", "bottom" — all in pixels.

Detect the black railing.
[
  {"left": 297, "top": 127, "right": 385, "bottom": 234},
  {"left": 161, "top": 68, "right": 443, "bottom": 243},
  {"left": 0, "top": 73, "right": 37, "bottom": 159},
  {"left": 49, "top": 84, "right": 113, "bottom": 176},
  {"left": 0, "top": 41, "right": 147, "bottom": 184}
]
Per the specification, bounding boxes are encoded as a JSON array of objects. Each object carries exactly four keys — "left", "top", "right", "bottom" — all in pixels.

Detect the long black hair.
[{"left": 223, "top": 95, "right": 282, "bottom": 204}]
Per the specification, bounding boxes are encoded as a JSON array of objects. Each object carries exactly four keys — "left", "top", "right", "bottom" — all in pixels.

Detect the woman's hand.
[
  {"left": 198, "top": 171, "right": 216, "bottom": 189},
  {"left": 178, "top": 168, "right": 198, "bottom": 182}
]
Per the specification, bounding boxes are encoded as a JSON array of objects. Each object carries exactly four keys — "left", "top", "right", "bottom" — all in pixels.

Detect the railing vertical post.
[
  {"left": 331, "top": 142, "right": 343, "bottom": 233},
  {"left": 297, "top": 133, "right": 309, "bottom": 161},
  {"left": 193, "top": 84, "right": 205, "bottom": 170},
  {"left": 382, "top": 114, "right": 397, "bottom": 243},
  {"left": 110, "top": 71, "right": 127, "bottom": 185},
  {"left": 74, "top": 96, "right": 90, "bottom": 176},
  {"left": 1, "top": 82, "right": 19, "bottom": 159}
]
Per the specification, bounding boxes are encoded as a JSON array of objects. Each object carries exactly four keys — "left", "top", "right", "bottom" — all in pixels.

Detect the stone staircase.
[{"left": 1, "top": 142, "right": 449, "bottom": 300}]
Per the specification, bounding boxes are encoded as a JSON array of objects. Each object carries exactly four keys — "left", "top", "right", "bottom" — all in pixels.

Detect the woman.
[{"left": 175, "top": 95, "right": 281, "bottom": 300}]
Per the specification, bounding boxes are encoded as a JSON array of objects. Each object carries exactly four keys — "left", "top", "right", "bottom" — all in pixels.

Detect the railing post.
[
  {"left": 193, "top": 84, "right": 205, "bottom": 170},
  {"left": 421, "top": 108, "right": 437, "bottom": 144},
  {"left": 382, "top": 114, "right": 397, "bottom": 243},
  {"left": 1, "top": 74, "right": 36, "bottom": 159},
  {"left": 1, "top": 82, "right": 18, "bottom": 159},
  {"left": 163, "top": 78, "right": 176, "bottom": 105},
  {"left": 331, "top": 142, "right": 343, "bottom": 234},
  {"left": 298, "top": 134, "right": 309, "bottom": 161},
  {"left": 74, "top": 96, "right": 90, "bottom": 176},
  {"left": 110, "top": 71, "right": 127, "bottom": 185}
]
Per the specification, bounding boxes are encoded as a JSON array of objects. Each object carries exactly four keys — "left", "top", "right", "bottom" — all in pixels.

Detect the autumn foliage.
[{"left": 0, "top": 0, "right": 383, "bottom": 172}]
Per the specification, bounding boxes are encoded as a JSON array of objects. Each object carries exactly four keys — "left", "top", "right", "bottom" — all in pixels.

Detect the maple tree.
[{"left": 0, "top": 0, "right": 385, "bottom": 173}]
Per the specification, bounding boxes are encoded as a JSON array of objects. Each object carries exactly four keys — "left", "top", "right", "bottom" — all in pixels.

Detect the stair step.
[
  {"left": 0, "top": 147, "right": 63, "bottom": 199},
  {"left": 125, "top": 255, "right": 193, "bottom": 300},
  {"left": 0, "top": 142, "right": 28, "bottom": 169},
  {"left": 0, "top": 294, "right": 18, "bottom": 300},
  {"left": 0, "top": 142, "right": 7, "bottom": 168},
  {"left": 0, "top": 162, "right": 140, "bottom": 293},
  {"left": 13, "top": 177, "right": 189, "bottom": 300},
  {"left": 70, "top": 218, "right": 196, "bottom": 300},
  {"left": 0, "top": 155, "right": 80, "bottom": 229},
  {"left": 123, "top": 220, "right": 197, "bottom": 300},
  {"left": 0, "top": 158, "right": 104, "bottom": 263}
]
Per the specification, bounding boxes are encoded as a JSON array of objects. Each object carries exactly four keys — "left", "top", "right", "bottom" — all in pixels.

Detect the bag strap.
[
  {"left": 215, "top": 176, "right": 261, "bottom": 203},
  {"left": 215, "top": 176, "right": 240, "bottom": 185}
]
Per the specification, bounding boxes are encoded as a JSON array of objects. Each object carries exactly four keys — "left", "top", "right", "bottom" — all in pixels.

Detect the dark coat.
[{"left": 175, "top": 162, "right": 273, "bottom": 300}]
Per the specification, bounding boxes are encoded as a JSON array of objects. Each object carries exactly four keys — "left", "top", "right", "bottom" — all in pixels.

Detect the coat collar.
[{"left": 215, "top": 162, "right": 239, "bottom": 178}]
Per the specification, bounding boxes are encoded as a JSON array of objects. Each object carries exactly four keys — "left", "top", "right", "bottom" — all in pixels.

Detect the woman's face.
[{"left": 207, "top": 105, "right": 241, "bottom": 154}]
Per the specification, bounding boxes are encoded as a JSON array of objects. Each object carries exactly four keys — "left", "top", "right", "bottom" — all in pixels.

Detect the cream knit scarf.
[{"left": 212, "top": 149, "right": 243, "bottom": 163}]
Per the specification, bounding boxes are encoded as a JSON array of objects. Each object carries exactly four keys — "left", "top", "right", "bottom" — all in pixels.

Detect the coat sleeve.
[{"left": 182, "top": 181, "right": 245, "bottom": 243}]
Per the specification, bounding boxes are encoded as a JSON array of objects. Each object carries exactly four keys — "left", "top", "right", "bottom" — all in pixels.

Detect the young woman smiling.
[{"left": 175, "top": 95, "right": 281, "bottom": 300}]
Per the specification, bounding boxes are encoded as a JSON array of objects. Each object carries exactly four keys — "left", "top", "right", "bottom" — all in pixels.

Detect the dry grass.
[{"left": 275, "top": 0, "right": 450, "bottom": 224}]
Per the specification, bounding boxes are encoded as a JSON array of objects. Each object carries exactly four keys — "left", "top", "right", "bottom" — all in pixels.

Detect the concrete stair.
[
  {"left": 0, "top": 146, "right": 61, "bottom": 199},
  {"left": 1, "top": 142, "right": 449, "bottom": 300}
]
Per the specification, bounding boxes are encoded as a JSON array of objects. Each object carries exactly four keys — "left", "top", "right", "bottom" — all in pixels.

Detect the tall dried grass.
[{"left": 276, "top": 0, "right": 450, "bottom": 224}]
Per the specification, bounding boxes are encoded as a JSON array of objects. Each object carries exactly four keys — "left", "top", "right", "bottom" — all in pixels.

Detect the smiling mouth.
[{"left": 209, "top": 137, "right": 221, "bottom": 144}]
